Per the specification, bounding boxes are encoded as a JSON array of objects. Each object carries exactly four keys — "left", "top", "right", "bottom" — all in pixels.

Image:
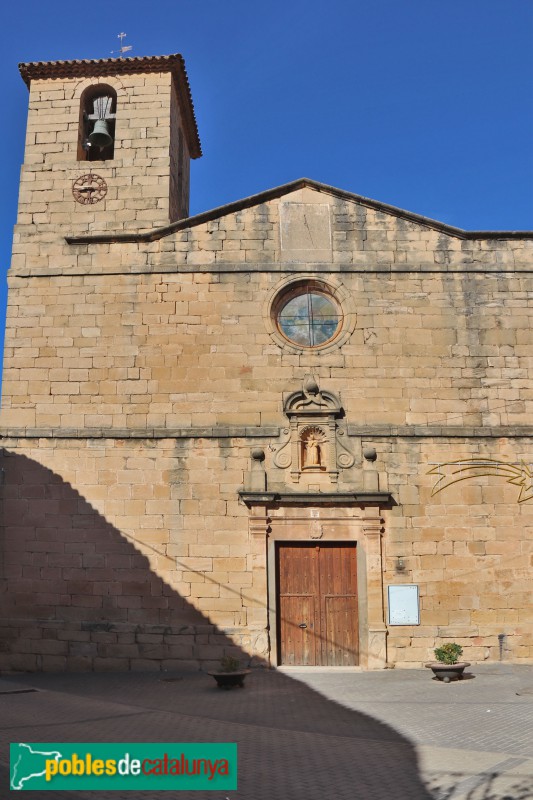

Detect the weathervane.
[{"left": 111, "top": 33, "right": 133, "bottom": 58}]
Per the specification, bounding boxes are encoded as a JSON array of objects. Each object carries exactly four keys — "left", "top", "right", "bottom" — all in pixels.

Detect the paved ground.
[{"left": 1, "top": 663, "right": 532, "bottom": 799}]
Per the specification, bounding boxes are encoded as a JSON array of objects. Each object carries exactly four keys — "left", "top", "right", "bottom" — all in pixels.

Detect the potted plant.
[
  {"left": 425, "top": 642, "right": 470, "bottom": 682},
  {"left": 208, "top": 656, "right": 251, "bottom": 689}
]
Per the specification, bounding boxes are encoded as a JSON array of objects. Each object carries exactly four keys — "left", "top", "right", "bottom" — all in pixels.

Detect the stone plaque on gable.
[{"left": 280, "top": 202, "right": 332, "bottom": 261}]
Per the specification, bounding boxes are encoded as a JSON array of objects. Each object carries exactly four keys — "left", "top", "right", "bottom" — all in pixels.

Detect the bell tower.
[{"left": 16, "top": 54, "right": 201, "bottom": 242}]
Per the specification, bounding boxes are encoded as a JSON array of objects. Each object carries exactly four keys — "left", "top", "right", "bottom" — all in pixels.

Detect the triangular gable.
[{"left": 66, "top": 178, "right": 533, "bottom": 246}]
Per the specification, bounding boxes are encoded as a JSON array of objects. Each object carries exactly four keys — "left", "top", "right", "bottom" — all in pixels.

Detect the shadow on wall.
[
  {"left": 2, "top": 453, "right": 528, "bottom": 799},
  {"left": 0, "top": 450, "right": 257, "bottom": 672}
]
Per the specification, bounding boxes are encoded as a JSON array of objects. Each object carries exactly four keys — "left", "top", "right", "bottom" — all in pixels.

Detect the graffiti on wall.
[{"left": 428, "top": 459, "right": 533, "bottom": 504}]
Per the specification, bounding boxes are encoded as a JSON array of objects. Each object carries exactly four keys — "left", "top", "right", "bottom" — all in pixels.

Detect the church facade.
[{"left": 2, "top": 53, "right": 533, "bottom": 672}]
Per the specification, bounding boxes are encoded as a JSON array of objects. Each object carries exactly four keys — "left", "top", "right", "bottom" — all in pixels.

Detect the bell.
[{"left": 88, "top": 119, "right": 113, "bottom": 149}]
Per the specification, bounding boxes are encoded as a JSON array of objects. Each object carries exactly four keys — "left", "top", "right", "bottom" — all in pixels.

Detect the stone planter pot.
[
  {"left": 425, "top": 662, "right": 471, "bottom": 683},
  {"left": 208, "top": 670, "right": 251, "bottom": 689}
]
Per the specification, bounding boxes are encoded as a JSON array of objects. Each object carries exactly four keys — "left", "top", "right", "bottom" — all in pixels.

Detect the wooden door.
[{"left": 277, "top": 543, "right": 358, "bottom": 666}]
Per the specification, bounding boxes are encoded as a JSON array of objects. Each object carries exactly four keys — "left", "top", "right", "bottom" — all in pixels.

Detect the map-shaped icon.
[{"left": 10, "top": 743, "right": 62, "bottom": 790}]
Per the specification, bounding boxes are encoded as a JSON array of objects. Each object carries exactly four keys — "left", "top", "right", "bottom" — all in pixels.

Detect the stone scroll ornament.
[
  {"left": 273, "top": 428, "right": 292, "bottom": 468},
  {"left": 335, "top": 428, "right": 355, "bottom": 469},
  {"left": 428, "top": 458, "right": 533, "bottom": 504}
]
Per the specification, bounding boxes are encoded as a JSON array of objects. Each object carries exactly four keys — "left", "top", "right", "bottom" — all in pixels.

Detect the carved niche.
[{"left": 273, "top": 375, "right": 355, "bottom": 483}]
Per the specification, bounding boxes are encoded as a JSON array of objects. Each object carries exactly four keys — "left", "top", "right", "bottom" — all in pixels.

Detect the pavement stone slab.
[{"left": 0, "top": 664, "right": 531, "bottom": 799}]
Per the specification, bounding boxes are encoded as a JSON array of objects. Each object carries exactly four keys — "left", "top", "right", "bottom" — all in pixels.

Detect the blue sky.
[{"left": 1, "top": 0, "right": 533, "bottom": 374}]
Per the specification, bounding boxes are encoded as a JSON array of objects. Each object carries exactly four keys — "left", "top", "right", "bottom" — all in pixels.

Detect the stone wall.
[
  {"left": 15, "top": 69, "right": 189, "bottom": 238},
  {"left": 3, "top": 182, "right": 533, "bottom": 670},
  {"left": 384, "top": 436, "right": 533, "bottom": 665},
  {"left": 5, "top": 189, "right": 533, "bottom": 432},
  {"left": 0, "top": 437, "right": 268, "bottom": 672}
]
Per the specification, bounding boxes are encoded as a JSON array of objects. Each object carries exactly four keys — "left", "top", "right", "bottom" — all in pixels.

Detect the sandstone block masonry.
[
  {"left": 3, "top": 179, "right": 533, "bottom": 671},
  {"left": 2, "top": 54, "right": 533, "bottom": 672}
]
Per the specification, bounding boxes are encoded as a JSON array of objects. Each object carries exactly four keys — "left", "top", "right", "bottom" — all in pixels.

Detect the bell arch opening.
[{"left": 77, "top": 84, "right": 117, "bottom": 161}]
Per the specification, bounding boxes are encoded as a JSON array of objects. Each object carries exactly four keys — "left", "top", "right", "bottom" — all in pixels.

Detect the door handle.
[{"left": 298, "top": 623, "right": 307, "bottom": 629}]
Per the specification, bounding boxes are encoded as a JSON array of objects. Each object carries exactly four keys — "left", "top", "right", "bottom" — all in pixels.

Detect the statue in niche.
[
  {"left": 305, "top": 435, "right": 321, "bottom": 466},
  {"left": 302, "top": 428, "right": 326, "bottom": 469}
]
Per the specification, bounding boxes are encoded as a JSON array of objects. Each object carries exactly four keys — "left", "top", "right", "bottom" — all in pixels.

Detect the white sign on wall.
[{"left": 388, "top": 584, "right": 420, "bottom": 626}]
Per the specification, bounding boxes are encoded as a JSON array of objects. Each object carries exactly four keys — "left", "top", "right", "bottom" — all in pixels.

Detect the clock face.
[{"left": 72, "top": 173, "right": 108, "bottom": 205}]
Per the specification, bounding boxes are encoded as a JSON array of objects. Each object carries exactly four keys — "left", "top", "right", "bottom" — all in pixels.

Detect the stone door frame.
[{"left": 241, "top": 493, "right": 390, "bottom": 669}]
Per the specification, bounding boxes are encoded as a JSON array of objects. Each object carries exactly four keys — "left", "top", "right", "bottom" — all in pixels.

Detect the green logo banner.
[{"left": 10, "top": 742, "right": 237, "bottom": 791}]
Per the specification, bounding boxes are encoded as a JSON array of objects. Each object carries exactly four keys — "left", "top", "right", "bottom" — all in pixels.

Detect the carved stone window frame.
[{"left": 264, "top": 275, "right": 357, "bottom": 354}]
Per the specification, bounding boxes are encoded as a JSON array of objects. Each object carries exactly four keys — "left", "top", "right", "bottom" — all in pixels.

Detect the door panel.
[
  {"left": 278, "top": 595, "right": 316, "bottom": 665},
  {"left": 278, "top": 545, "right": 319, "bottom": 665},
  {"left": 278, "top": 543, "right": 319, "bottom": 595},
  {"left": 277, "top": 543, "right": 358, "bottom": 666},
  {"left": 324, "top": 595, "right": 359, "bottom": 665}
]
